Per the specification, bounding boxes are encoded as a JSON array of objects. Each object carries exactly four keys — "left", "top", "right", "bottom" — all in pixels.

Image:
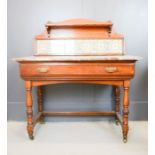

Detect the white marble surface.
[{"left": 15, "top": 55, "right": 141, "bottom": 62}]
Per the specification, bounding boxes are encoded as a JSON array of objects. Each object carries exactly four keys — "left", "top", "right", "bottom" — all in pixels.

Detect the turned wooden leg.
[
  {"left": 37, "top": 86, "right": 44, "bottom": 123},
  {"left": 25, "top": 81, "right": 34, "bottom": 140},
  {"left": 115, "top": 86, "right": 120, "bottom": 125},
  {"left": 122, "top": 81, "right": 130, "bottom": 143}
]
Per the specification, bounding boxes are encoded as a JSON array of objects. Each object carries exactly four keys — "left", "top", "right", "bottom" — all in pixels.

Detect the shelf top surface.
[{"left": 45, "top": 18, "right": 113, "bottom": 27}]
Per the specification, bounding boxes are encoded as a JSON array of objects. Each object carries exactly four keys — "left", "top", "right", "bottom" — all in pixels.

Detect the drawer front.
[{"left": 20, "top": 63, "right": 135, "bottom": 78}]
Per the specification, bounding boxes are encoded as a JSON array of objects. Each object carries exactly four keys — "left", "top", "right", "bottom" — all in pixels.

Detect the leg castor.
[
  {"left": 123, "top": 137, "right": 127, "bottom": 143},
  {"left": 29, "top": 135, "right": 34, "bottom": 140}
]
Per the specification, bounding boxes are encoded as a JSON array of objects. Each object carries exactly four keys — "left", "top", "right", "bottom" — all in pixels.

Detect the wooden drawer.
[{"left": 19, "top": 62, "right": 135, "bottom": 79}]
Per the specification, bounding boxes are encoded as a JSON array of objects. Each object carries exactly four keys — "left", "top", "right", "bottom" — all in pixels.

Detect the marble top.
[{"left": 15, "top": 55, "right": 141, "bottom": 62}]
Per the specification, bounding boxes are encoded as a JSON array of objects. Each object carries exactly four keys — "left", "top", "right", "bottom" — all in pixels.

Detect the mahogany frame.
[
  {"left": 24, "top": 75, "right": 131, "bottom": 143},
  {"left": 16, "top": 19, "right": 138, "bottom": 143}
]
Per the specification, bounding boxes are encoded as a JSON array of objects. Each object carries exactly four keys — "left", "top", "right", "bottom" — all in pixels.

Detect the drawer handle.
[
  {"left": 37, "top": 67, "right": 49, "bottom": 73},
  {"left": 105, "top": 67, "right": 118, "bottom": 73}
]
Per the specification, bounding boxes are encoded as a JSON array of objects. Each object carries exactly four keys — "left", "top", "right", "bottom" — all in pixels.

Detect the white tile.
[{"left": 36, "top": 39, "right": 123, "bottom": 55}]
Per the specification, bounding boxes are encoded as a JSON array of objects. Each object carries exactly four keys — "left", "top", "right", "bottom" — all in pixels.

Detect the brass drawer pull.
[
  {"left": 37, "top": 67, "right": 49, "bottom": 73},
  {"left": 105, "top": 67, "right": 118, "bottom": 73}
]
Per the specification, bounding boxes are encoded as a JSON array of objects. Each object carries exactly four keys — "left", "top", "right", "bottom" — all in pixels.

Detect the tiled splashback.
[{"left": 35, "top": 39, "right": 123, "bottom": 55}]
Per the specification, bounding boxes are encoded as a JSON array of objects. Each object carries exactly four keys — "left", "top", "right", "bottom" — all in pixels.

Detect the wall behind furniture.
[{"left": 8, "top": 0, "right": 148, "bottom": 121}]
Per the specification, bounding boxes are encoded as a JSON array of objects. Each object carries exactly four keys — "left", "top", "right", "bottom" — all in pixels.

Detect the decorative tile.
[{"left": 36, "top": 39, "right": 123, "bottom": 55}]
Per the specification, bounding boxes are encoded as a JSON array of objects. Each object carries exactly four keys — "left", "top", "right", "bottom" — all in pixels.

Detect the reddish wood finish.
[
  {"left": 31, "top": 80, "right": 124, "bottom": 87},
  {"left": 37, "top": 86, "right": 44, "bottom": 123},
  {"left": 25, "top": 81, "right": 34, "bottom": 140},
  {"left": 19, "top": 60, "right": 134, "bottom": 142},
  {"left": 45, "top": 18, "right": 113, "bottom": 27},
  {"left": 122, "top": 80, "right": 130, "bottom": 143},
  {"left": 16, "top": 19, "right": 139, "bottom": 142},
  {"left": 43, "top": 111, "right": 116, "bottom": 116},
  {"left": 115, "top": 86, "right": 120, "bottom": 125},
  {"left": 37, "top": 28, "right": 123, "bottom": 40},
  {"left": 19, "top": 62, "right": 135, "bottom": 80},
  {"left": 36, "top": 18, "right": 123, "bottom": 40}
]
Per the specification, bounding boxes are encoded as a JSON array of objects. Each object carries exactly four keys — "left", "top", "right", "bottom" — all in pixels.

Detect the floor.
[{"left": 8, "top": 121, "right": 147, "bottom": 155}]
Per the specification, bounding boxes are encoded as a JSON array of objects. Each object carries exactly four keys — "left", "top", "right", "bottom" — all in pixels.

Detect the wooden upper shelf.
[
  {"left": 45, "top": 19, "right": 113, "bottom": 37},
  {"left": 45, "top": 18, "right": 113, "bottom": 28},
  {"left": 36, "top": 18, "right": 123, "bottom": 40}
]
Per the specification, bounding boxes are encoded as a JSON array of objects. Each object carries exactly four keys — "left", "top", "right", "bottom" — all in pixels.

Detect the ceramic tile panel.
[{"left": 35, "top": 39, "right": 123, "bottom": 55}]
